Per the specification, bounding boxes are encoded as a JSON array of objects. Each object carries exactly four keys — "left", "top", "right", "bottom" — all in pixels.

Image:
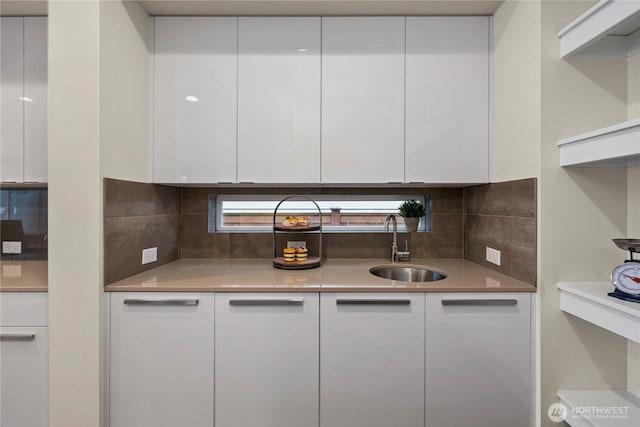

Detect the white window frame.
[{"left": 209, "top": 194, "right": 432, "bottom": 233}]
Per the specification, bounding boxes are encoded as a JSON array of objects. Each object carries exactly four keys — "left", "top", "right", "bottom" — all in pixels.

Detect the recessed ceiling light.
[
  {"left": 18, "top": 96, "right": 33, "bottom": 102},
  {"left": 185, "top": 96, "right": 199, "bottom": 102},
  {"left": 297, "top": 48, "right": 308, "bottom": 52}
]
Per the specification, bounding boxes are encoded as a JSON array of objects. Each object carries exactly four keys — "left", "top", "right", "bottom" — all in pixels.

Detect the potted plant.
[{"left": 398, "top": 199, "right": 426, "bottom": 232}]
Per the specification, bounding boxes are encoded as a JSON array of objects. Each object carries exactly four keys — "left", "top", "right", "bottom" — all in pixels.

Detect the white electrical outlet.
[
  {"left": 486, "top": 247, "right": 501, "bottom": 266},
  {"left": 141, "top": 247, "right": 158, "bottom": 265},
  {"left": 2, "top": 241, "right": 22, "bottom": 254}
]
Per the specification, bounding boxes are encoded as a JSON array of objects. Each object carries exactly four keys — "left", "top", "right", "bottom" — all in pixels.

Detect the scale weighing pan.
[{"left": 612, "top": 238, "right": 640, "bottom": 253}]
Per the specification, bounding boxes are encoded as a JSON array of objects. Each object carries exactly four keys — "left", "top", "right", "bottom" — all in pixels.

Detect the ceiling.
[{"left": 1, "top": 0, "right": 504, "bottom": 17}]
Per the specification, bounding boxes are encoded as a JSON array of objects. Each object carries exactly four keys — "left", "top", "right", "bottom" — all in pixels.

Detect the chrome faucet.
[{"left": 384, "top": 214, "right": 398, "bottom": 262}]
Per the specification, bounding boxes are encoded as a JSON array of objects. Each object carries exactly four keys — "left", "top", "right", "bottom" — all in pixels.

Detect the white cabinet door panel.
[
  {"left": 0, "top": 327, "right": 48, "bottom": 427},
  {"left": 321, "top": 17, "right": 405, "bottom": 184},
  {"left": 154, "top": 17, "right": 237, "bottom": 183},
  {"left": 1, "top": 17, "right": 24, "bottom": 183},
  {"left": 320, "top": 293, "right": 425, "bottom": 427},
  {"left": 406, "top": 17, "right": 489, "bottom": 183},
  {"left": 238, "top": 18, "right": 321, "bottom": 183},
  {"left": 109, "top": 293, "right": 215, "bottom": 427},
  {"left": 23, "top": 17, "right": 47, "bottom": 183},
  {"left": 215, "top": 293, "right": 319, "bottom": 427},
  {"left": 425, "top": 293, "right": 531, "bottom": 427}
]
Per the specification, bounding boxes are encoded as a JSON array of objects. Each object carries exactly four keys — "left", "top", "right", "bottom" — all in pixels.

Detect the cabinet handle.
[
  {"left": 0, "top": 334, "right": 36, "bottom": 341},
  {"left": 387, "top": 181, "right": 403, "bottom": 184},
  {"left": 123, "top": 299, "right": 199, "bottom": 306},
  {"left": 239, "top": 181, "right": 255, "bottom": 184},
  {"left": 336, "top": 299, "right": 410, "bottom": 306},
  {"left": 441, "top": 299, "right": 517, "bottom": 306},
  {"left": 217, "top": 181, "right": 233, "bottom": 184},
  {"left": 229, "top": 299, "right": 304, "bottom": 306}
]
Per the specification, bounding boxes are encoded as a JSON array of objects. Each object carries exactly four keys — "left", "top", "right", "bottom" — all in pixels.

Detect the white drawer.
[{"left": 0, "top": 292, "right": 48, "bottom": 326}]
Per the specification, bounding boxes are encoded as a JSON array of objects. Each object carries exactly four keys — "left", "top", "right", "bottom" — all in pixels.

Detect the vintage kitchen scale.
[{"left": 609, "top": 239, "right": 640, "bottom": 303}]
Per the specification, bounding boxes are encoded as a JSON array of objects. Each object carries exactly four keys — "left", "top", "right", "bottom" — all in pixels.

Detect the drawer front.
[{"left": 0, "top": 292, "right": 48, "bottom": 326}]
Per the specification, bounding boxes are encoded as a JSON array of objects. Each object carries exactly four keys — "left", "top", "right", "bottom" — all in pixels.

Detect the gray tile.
[
  {"left": 465, "top": 178, "right": 536, "bottom": 217},
  {"left": 430, "top": 188, "right": 464, "bottom": 214},
  {"left": 181, "top": 188, "right": 212, "bottom": 214},
  {"left": 104, "top": 178, "right": 180, "bottom": 218},
  {"left": 508, "top": 246, "right": 537, "bottom": 285},
  {"left": 412, "top": 214, "right": 464, "bottom": 258},
  {"left": 181, "top": 214, "right": 229, "bottom": 258},
  {"left": 104, "top": 214, "right": 180, "bottom": 284},
  {"left": 230, "top": 233, "right": 273, "bottom": 258},
  {"left": 323, "top": 233, "right": 395, "bottom": 259}
]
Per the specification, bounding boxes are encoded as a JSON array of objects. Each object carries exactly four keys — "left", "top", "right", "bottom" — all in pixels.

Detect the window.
[{"left": 209, "top": 195, "right": 432, "bottom": 233}]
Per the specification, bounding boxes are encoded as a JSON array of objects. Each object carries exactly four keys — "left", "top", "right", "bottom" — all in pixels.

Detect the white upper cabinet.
[
  {"left": 154, "top": 17, "right": 238, "bottom": 184},
  {"left": 237, "top": 18, "right": 321, "bottom": 183},
  {"left": 1, "top": 17, "right": 24, "bottom": 183},
  {"left": 23, "top": 17, "right": 48, "bottom": 183},
  {"left": 1, "top": 17, "right": 47, "bottom": 184},
  {"left": 405, "top": 17, "right": 490, "bottom": 184},
  {"left": 321, "top": 17, "right": 405, "bottom": 184}
]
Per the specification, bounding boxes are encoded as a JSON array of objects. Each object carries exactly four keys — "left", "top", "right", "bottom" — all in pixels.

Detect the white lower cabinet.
[
  {"left": 0, "top": 293, "right": 48, "bottom": 427},
  {"left": 425, "top": 293, "right": 532, "bottom": 427},
  {"left": 214, "top": 293, "right": 319, "bottom": 427},
  {"left": 107, "top": 290, "right": 533, "bottom": 427},
  {"left": 109, "top": 293, "right": 215, "bottom": 427},
  {"left": 320, "top": 293, "right": 425, "bottom": 427}
]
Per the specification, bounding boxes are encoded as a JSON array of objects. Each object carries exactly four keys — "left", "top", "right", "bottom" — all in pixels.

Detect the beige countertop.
[
  {"left": 105, "top": 258, "right": 537, "bottom": 293},
  {"left": 0, "top": 260, "right": 48, "bottom": 292}
]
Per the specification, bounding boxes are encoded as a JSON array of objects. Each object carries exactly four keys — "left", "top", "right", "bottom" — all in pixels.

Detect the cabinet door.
[
  {"left": 320, "top": 293, "right": 425, "bottom": 427},
  {"left": 154, "top": 17, "right": 237, "bottom": 184},
  {"left": 425, "top": 293, "right": 531, "bottom": 427},
  {"left": 23, "top": 17, "right": 47, "bottom": 183},
  {"left": 1, "top": 17, "right": 24, "bottom": 183},
  {"left": 215, "top": 293, "right": 319, "bottom": 427},
  {"left": 109, "top": 293, "right": 215, "bottom": 427},
  {"left": 321, "top": 17, "right": 405, "bottom": 184},
  {"left": 405, "top": 17, "right": 489, "bottom": 184},
  {"left": 237, "top": 18, "right": 321, "bottom": 183},
  {"left": 0, "top": 327, "right": 48, "bottom": 427}
]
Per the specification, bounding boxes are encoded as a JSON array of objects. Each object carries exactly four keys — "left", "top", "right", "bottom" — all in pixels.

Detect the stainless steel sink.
[{"left": 369, "top": 265, "right": 447, "bottom": 282}]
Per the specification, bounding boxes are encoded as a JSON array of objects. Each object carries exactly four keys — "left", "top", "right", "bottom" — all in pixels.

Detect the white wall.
[
  {"left": 100, "top": 0, "right": 151, "bottom": 182},
  {"left": 627, "top": 52, "right": 640, "bottom": 397},
  {"left": 48, "top": 1, "right": 150, "bottom": 424},
  {"left": 629, "top": 53, "right": 640, "bottom": 119},
  {"left": 539, "top": 1, "right": 630, "bottom": 426},
  {"left": 48, "top": 1, "right": 102, "bottom": 425},
  {"left": 492, "top": 0, "right": 541, "bottom": 182},
  {"left": 628, "top": 165, "right": 640, "bottom": 397}
]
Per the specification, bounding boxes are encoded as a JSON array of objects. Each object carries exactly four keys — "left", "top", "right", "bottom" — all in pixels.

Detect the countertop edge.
[{"left": 104, "top": 258, "right": 537, "bottom": 293}]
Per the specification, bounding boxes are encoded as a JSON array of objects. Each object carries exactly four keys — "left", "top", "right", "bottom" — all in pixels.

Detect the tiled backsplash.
[
  {"left": 0, "top": 187, "right": 48, "bottom": 260},
  {"left": 180, "top": 187, "right": 463, "bottom": 260},
  {"left": 104, "top": 179, "right": 180, "bottom": 284},
  {"left": 464, "top": 178, "right": 537, "bottom": 285},
  {"left": 103, "top": 178, "right": 537, "bottom": 286}
]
